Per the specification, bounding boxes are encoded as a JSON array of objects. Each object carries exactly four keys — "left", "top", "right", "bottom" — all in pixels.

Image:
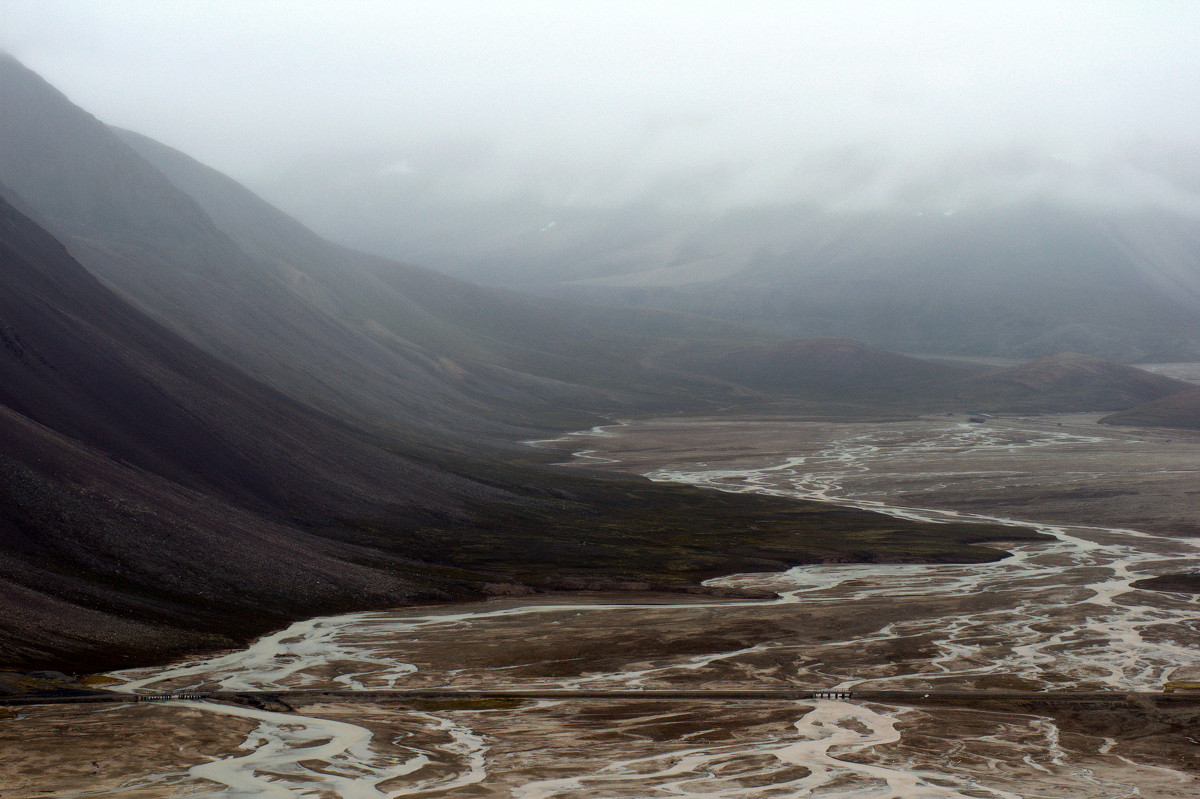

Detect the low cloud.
[{"left": 4, "top": 1, "right": 1199, "bottom": 213}]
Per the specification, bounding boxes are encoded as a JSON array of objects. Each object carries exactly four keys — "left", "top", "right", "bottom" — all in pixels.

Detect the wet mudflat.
[{"left": 3, "top": 413, "right": 1200, "bottom": 797}]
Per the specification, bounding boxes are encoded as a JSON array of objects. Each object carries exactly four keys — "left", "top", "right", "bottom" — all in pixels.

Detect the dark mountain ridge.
[
  {"left": 0, "top": 54, "right": 632, "bottom": 439},
  {"left": 0, "top": 191, "right": 495, "bottom": 516},
  {"left": 111, "top": 125, "right": 770, "bottom": 415},
  {"left": 0, "top": 193, "right": 502, "bottom": 667}
]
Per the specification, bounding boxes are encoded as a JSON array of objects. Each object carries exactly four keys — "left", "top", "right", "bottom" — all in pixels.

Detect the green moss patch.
[{"left": 348, "top": 470, "right": 1048, "bottom": 592}]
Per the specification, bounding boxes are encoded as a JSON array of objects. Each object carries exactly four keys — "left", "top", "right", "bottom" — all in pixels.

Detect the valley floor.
[{"left": 3, "top": 413, "right": 1200, "bottom": 797}]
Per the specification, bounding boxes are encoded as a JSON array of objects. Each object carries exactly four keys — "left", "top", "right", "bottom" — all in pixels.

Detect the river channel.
[{"left": 2, "top": 414, "right": 1199, "bottom": 797}]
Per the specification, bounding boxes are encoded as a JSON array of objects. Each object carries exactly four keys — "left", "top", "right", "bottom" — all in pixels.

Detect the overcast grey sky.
[{"left": 4, "top": 1, "right": 1200, "bottom": 211}]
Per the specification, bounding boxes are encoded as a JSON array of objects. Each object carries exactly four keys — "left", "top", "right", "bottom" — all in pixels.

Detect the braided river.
[{"left": 4, "top": 414, "right": 1199, "bottom": 797}]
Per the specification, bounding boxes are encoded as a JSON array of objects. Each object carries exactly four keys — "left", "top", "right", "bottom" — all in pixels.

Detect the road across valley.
[{"left": 6, "top": 686, "right": 1200, "bottom": 708}]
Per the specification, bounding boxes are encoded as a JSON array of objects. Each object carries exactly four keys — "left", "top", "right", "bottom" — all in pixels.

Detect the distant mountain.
[
  {"left": 554, "top": 205, "right": 1200, "bottom": 362},
  {"left": 1099, "top": 388, "right": 1200, "bottom": 430},
  {"left": 647, "top": 338, "right": 978, "bottom": 401},
  {"left": 112, "top": 127, "right": 681, "bottom": 396},
  {"left": 650, "top": 343, "right": 1190, "bottom": 413},
  {"left": 261, "top": 146, "right": 1200, "bottom": 362},
  {"left": 945, "top": 353, "right": 1194, "bottom": 412}
]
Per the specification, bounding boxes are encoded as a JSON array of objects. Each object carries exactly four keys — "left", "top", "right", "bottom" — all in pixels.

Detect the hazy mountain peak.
[{"left": 0, "top": 54, "right": 236, "bottom": 257}]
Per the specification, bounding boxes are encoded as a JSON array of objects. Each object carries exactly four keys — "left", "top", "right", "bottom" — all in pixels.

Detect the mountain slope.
[
  {"left": 1099, "top": 388, "right": 1200, "bottom": 430},
  {"left": 648, "top": 338, "right": 979, "bottom": 400},
  {"left": 0, "top": 54, "right": 627, "bottom": 437},
  {"left": 0, "top": 191, "right": 501, "bottom": 668},
  {"left": 0, "top": 188, "right": 503, "bottom": 515},
  {"left": 945, "top": 353, "right": 1193, "bottom": 412},
  {"left": 113, "top": 126, "right": 759, "bottom": 401},
  {"left": 640, "top": 341, "right": 1190, "bottom": 413}
]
